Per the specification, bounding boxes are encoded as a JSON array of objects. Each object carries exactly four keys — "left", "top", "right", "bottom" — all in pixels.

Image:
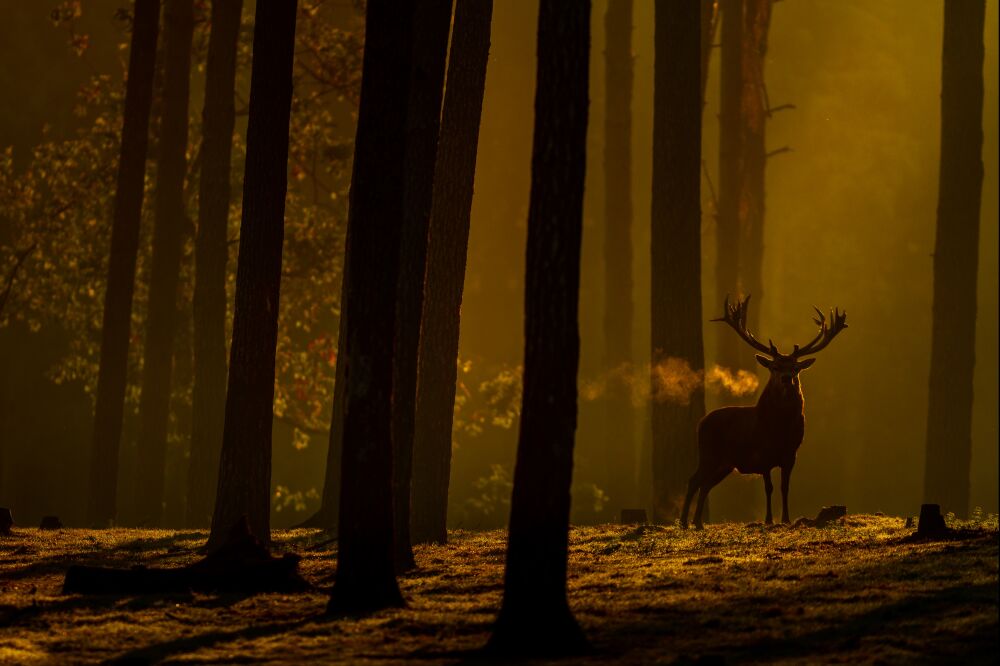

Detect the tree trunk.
[
  {"left": 602, "top": 0, "right": 635, "bottom": 517},
  {"left": 187, "top": 0, "right": 243, "bottom": 529},
  {"left": 135, "top": 0, "right": 195, "bottom": 527},
  {"left": 701, "top": 0, "right": 719, "bottom": 109},
  {"left": 487, "top": 0, "right": 590, "bottom": 655},
  {"left": 715, "top": 0, "right": 742, "bottom": 371},
  {"left": 737, "top": 0, "right": 771, "bottom": 373},
  {"left": 87, "top": 0, "right": 160, "bottom": 527},
  {"left": 650, "top": 0, "right": 705, "bottom": 525},
  {"left": 328, "top": 0, "right": 418, "bottom": 614},
  {"left": 924, "top": 0, "right": 985, "bottom": 518},
  {"left": 411, "top": 0, "right": 493, "bottom": 546},
  {"left": 207, "top": 0, "right": 298, "bottom": 550},
  {"left": 390, "top": 0, "right": 453, "bottom": 573}
]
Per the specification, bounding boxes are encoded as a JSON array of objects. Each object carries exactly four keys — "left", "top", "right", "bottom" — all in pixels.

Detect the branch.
[
  {"left": 0, "top": 243, "right": 38, "bottom": 319},
  {"left": 768, "top": 103, "right": 796, "bottom": 114},
  {"left": 765, "top": 146, "right": 792, "bottom": 159}
]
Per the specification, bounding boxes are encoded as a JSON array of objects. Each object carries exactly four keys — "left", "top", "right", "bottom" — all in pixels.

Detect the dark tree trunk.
[
  {"left": 135, "top": 0, "right": 195, "bottom": 527},
  {"left": 715, "top": 0, "right": 742, "bottom": 371},
  {"left": 207, "top": 0, "right": 298, "bottom": 550},
  {"left": 737, "top": 0, "right": 771, "bottom": 372},
  {"left": 602, "top": 0, "right": 635, "bottom": 516},
  {"left": 701, "top": 0, "right": 719, "bottom": 109},
  {"left": 411, "top": 0, "right": 493, "bottom": 546},
  {"left": 487, "top": 0, "right": 590, "bottom": 655},
  {"left": 328, "top": 0, "right": 418, "bottom": 614},
  {"left": 390, "top": 0, "right": 453, "bottom": 573},
  {"left": 924, "top": 0, "right": 985, "bottom": 519},
  {"left": 650, "top": 0, "right": 705, "bottom": 525},
  {"left": 187, "top": 0, "right": 244, "bottom": 529},
  {"left": 87, "top": 0, "right": 160, "bottom": 527}
]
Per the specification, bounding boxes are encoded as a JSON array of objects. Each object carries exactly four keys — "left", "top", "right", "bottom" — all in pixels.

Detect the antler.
[
  {"left": 711, "top": 294, "right": 777, "bottom": 357},
  {"left": 791, "top": 305, "right": 848, "bottom": 357}
]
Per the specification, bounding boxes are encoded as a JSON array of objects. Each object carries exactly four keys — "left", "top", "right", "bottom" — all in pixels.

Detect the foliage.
[{"left": 0, "top": 3, "right": 363, "bottom": 495}]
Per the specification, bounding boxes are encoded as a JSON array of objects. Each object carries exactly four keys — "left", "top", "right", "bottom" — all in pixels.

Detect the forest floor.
[{"left": 0, "top": 514, "right": 996, "bottom": 665}]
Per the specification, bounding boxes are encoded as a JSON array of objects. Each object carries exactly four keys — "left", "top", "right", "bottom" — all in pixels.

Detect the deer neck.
[{"left": 757, "top": 378, "right": 804, "bottom": 416}]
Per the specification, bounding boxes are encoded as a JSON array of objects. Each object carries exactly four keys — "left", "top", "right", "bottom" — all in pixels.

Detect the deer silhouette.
[{"left": 681, "top": 295, "right": 847, "bottom": 530}]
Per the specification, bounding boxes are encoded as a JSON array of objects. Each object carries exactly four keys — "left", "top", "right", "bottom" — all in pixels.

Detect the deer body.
[{"left": 680, "top": 295, "right": 846, "bottom": 529}]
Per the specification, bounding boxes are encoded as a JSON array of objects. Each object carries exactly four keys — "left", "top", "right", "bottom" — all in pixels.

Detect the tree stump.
[
  {"left": 39, "top": 516, "right": 62, "bottom": 530},
  {"left": 917, "top": 503, "right": 949, "bottom": 538},
  {"left": 0, "top": 508, "right": 13, "bottom": 535}
]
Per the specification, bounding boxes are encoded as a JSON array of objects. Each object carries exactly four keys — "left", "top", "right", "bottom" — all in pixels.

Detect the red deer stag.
[{"left": 681, "top": 295, "right": 847, "bottom": 530}]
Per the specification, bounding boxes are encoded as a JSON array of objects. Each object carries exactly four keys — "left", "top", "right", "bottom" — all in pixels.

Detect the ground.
[{"left": 0, "top": 515, "right": 997, "bottom": 664}]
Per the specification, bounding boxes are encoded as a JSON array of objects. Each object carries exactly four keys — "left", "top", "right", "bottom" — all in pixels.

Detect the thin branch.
[
  {"left": 701, "top": 159, "right": 719, "bottom": 213},
  {"left": 768, "top": 103, "right": 796, "bottom": 114},
  {"left": 766, "top": 146, "right": 792, "bottom": 159},
  {"left": 273, "top": 412, "right": 329, "bottom": 437}
]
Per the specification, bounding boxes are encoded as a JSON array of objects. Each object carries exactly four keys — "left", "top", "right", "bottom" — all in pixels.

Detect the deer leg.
[
  {"left": 780, "top": 465, "right": 792, "bottom": 523},
  {"left": 681, "top": 471, "right": 701, "bottom": 529},
  {"left": 693, "top": 469, "right": 730, "bottom": 530},
  {"left": 763, "top": 470, "right": 774, "bottom": 524}
]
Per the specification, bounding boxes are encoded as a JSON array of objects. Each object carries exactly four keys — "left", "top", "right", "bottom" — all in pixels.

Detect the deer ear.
[
  {"left": 797, "top": 358, "right": 816, "bottom": 371},
  {"left": 755, "top": 354, "right": 772, "bottom": 369}
]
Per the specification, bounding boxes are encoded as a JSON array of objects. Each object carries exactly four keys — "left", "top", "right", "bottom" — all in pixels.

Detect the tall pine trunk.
[
  {"left": 390, "top": 0, "right": 453, "bottom": 572},
  {"left": 651, "top": 0, "right": 705, "bottom": 524},
  {"left": 411, "top": 0, "right": 493, "bottom": 546},
  {"left": 602, "top": 0, "right": 635, "bottom": 516},
  {"left": 715, "top": 0, "right": 741, "bottom": 371},
  {"left": 737, "top": 0, "right": 771, "bottom": 372},
  {"left": 328, "top": 0, "right": 418, "bottom": 614},
  {"left": 924, "top": 0, "right": 986, "bottom": 518},
  {"left": 488, "top": 0, "right": 590, "bottom": 654},
  {"left": 87, "top": 0, "right": 160, "bottom": 527},
  {"left": 207, "top": 0, "right": 298, "bottom": 550},
  {"left": 187, "top": 0, "right": 244, "bottom": 528},
  {"left": 701, "top": 0, "right": 719, "bottom": 109},
  {"left": 135, "top": 0, "right": 195, "bottom": 527}
]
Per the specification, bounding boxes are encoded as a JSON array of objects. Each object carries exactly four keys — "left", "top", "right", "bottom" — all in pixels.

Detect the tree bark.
[
  {"left": 328, "top": 0, "right": 418, "bottom": 614},
  {"left": 207, "top": 0, "right": 298, "bottom": 550},
  {"left": 737, "top": 0, "right": 771, "bottom": 373},
  {"left": 487, "top": 0, "right": 590, "bottom": 655},
  {"left": 651, "top": 0, "right": 705, "bottom": 525},
  {"left": 715, "top": 0, "right": 742, "bottom": 371},
  {"left": 389, "top": 0, "right": 453, "bottom": 573},
  {"left": 924, "top": 0, "right": 985, "bottom": 518},
  {"left": 701, "top": 0, "right": 719, "bottom": 109},
  {"left": 602, "top": 0, "right": 635, "bottom": 517},
  {"left": 187, "top": 0, "right": 244, "bottom": 529},
  {"left": 135, "top": 0, "right": 195, "bottom": 527},
  {"left": 410, "top": 0, "right": 493, "bottom": 546},
  {"left": 87, "top": 0, "right": 160, "bottom": 527}
]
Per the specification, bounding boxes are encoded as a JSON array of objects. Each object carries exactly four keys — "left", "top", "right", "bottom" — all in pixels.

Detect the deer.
[{"left": 680, "top": 295, "right": 847, "bottom": 530}]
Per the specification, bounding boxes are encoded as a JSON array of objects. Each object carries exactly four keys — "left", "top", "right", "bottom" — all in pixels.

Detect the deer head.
[{"left": 713, "top": 295, "right": 848, "bottom": 395}]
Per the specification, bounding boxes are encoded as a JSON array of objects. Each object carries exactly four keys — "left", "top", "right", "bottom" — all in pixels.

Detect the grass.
[{"left": 0, "top": 514, "right": 996, "bottom": 664}]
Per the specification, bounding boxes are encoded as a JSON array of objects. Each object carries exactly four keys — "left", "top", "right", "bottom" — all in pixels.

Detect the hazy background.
[{"left": 0, "top": 0, "right": 996, "bottom": 527}]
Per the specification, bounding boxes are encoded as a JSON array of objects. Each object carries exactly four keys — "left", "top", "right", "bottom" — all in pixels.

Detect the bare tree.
[
  {"left": 924, "top": 0, "right": 986, "bottom": 518},
  {"left": 87, "top": 0, "right": 160, "bottom": 527},
  {"left": 602, "top": 0, "right": 635, "bottom": 516},
  {"left": 328, "top": 0, "right": 419, "bottom": 613},
  {"left": 135, "top": 0, "right": 195, "bottom": 527},
  {"left": 411, "top": 0, "right": 494, "bottom": 546},
  {"left": 187, "top": 0, "right": 244, "bottom": 528},
  {"left": 487, "top": 0, "right": 590, "bottom": 654},
  {"left": 207, "top": 0, "right": 298, "bottom": 550},
  {"left": 651, "top": 0, "right": 705, "bottom": 524}
]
